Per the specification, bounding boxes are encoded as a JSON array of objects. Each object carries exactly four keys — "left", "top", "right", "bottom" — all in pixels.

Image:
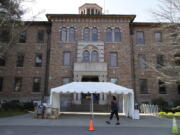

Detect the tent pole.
[{"left": 91, "top": 93, "right": 94, "bottom": 119}]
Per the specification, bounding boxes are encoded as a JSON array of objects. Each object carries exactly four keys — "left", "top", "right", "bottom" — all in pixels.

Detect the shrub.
[
  {"left": 159, "top": 112, "right": 167, "bottom": 117},
  {"left": 172, "top": 106, "right": 180, "bottom": 112},
  {"left": 1, "top": 101, "right": 34, "bottom": 111},
  {"left": 167, "top": 112, "right": 174, "bottom": 117},
  {"left": 173, "top": 100, "right": 180, "bottom": 106},
  {"left": 159, "top": 112, "right": 166, "bottom": 116},
  {"left": 1, "top": 100, "right": 23, "bottom": 111},
  {"left": 151, "top": 97, "right": 168, "bottom": 111},
  {"left": 23, "top": 102, "right": 34, "bottom": 111},
  {"left": 174, "top": 112, "right": 180, "bottom": 117}
]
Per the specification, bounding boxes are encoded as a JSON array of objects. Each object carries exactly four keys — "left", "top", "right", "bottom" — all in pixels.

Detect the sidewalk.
[{"left": 0, "top": 113, "right": 179, "bottom": 128}]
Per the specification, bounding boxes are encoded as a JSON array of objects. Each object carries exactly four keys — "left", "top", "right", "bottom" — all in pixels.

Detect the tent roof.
[{"left": 51, "top": 82, "right": 133, "bottom": 94}]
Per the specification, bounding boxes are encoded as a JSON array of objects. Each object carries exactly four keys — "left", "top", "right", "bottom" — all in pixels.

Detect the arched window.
[
  {"left": 69, "top": 27, "right": 75, "bottom": 42},
  {"left": 114, "top": 28, "right": 121, "bottom": 42},
  {"left": 91, "top": 50, "right": 99, "bottom": 62},
  {"left": 83, "top": 27, "right": 90, "bottom": 41},
  {"left": 83, "top": 50, "right": 90, "bottom": 62},
  {"left": 60, "top": 27, "right": 67, "bottom": 42},
  {"left": 106, "top": 28, "right": 112, "bottom": 42},
  {"left": 174, "top": 53, "right": 180, "bottom": 66},
  {"left": 92, "top": 27, "right": 98, "bottom": 41}
]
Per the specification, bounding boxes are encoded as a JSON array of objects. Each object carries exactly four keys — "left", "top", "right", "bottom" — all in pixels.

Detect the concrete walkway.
[{"left": 0, "top": 113, "right": 179, "bottom": 128}]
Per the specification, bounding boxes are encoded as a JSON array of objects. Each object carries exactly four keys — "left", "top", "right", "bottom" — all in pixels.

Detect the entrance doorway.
[
  {"left": 81, "top": 76, "right": 99, "bottom": 82},
  {"left": 81, "top": 76, "right": 99, "bottom": 104}
]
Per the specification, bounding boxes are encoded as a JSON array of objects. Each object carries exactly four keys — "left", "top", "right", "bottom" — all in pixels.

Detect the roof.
[
  {"left": 46, "top": 14, "right": 136, "bottom": 22},
  {"left": 51, "top": 82, "right": 133, "bottom": 94}
]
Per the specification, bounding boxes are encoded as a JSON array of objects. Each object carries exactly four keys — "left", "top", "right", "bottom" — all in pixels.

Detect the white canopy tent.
[{"left": 50, "top": 82, "right": 135, "bottom": 119}]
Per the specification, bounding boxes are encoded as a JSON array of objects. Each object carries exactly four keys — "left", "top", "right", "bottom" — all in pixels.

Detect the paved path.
[
  {"left": 0, "top": 113, "right": 179, "bottom": 135},
  {"left": 0, "top": 126, "right": 171, "bottom": 135}
]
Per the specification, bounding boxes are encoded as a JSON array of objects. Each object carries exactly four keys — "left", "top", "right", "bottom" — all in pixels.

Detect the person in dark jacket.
[{"left": 106, "top": 96, "right": 120, "bottom": 125}]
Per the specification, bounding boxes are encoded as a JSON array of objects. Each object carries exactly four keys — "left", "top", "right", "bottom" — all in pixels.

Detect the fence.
[{"left": 140, "top": 104, "right": 159, "bottom": 116}]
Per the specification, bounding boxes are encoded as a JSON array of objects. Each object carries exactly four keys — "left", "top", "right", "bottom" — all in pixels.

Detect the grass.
[{"left": 0, "top": 110, "right": 27, "bottom": 118}]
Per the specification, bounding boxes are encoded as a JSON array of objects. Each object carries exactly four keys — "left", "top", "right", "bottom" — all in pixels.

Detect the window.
[
  {"left": 114, "top": 28, "right": 121, "bottom": 42},
  {"left": 35, "top": 54, "right": 42, "bottom": 67},
  {"left": 69, "top": 27, "right": 75, "bottom": 42},
  {"left": 87, "top": 8, "right": 90, "bottom": 14},
  {"left": 83, "top": 50, "right": 90, "bottom": 62},
  {"left": 0, "top": 57, "right": 5, "bottom": 66},
  {"left": 106, "top": 28, "right": 113, "bottom": 42},
  {"left": 60, "top": 27, "right": 67, "bottom": 42},
  {"left": 177, "top": 84, "right": 180, "bottom": 94},
  {"left": 62, "top": 78, "right": 72, "bottom": 84},
  {"left": 0, "top": 29, "right": 10, "bottom": 42},
  {"left": 109, "top": 52, "right": 118, "bottom": 67},
  {"left": 110, "top": 78, "right": 118, "bottom": 84},
  {"left": 63, "top": 52, "right": 71, "bottom": 66},
  {"left": 92, "top": 27, "right": 98, "bottom": 41},
  {"left": 19, "top": 31, "right": 26, "bottom": 43},
  {"left": 14, "top": 77, "right": 22, "bottom": 92},
  {"left": 83, "top": 28, "right": 90, "bottom": 41},
  {"left": 157, "top": 55, "right": 164, "bottom": 67},
  {"left": 174, "top": 53, "right": 180, "bottom": 66},
  {"left": 136, "top": 31, "right": 145, "bottom": 44},
  {"left": 91, "top": 50, "right": 99, "bottom": 62},
  {"left": 0, "top": 77, "right": 3, "bottom": 92},
  {"left": 155, "top": 32, "right": 162, "bottom": 43},
  {"left": 138, "top": 54, "right": 146, "bottom": 69},
  {"left": 33, "top": 77, "right": 41, "bottom": 92},
  {"left": 106, "top": 27, "right": 121, "bottom": 42},
  {"left": 159, "top": 80, "right": 166, "bottom": 94},
  {"left": 16, "top": 53, "right": 24, "bottom": 67},
  {"left": 37, "top": 30, "right": 44, "bottom": 43},
  {"left": 139, "top": 79, "right": 148, "bottom": 94},
  {"left": 91, "top": 9, "right": 94, "bottom": 15},
  {"left": 60, "top": 27, "right": 75, "bottom": 42}
]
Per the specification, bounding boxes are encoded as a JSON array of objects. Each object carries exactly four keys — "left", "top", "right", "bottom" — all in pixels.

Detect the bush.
[
  {"left": 175, "top": 112, "right": 180, "bottom": 116},
  {"left": 167, "top": 112, "right": 174, "bottom": 117},
  {"left": 159, "top": 112, "right": 166, "bottom": 117},
  {"left": 172, "top": 106, "right": 180, "bottom": 112},
  {"left": 1, "top": 100, "right": 23, "bottom": 111},
  {"left": 23, "top": 102, "right": 34, "bottom": 111},
  {"left": 173, "top": 100, "right": 180, "bottom": 106},
  {"left": 151, "top": 97, "right": 169, "bottom": 111},
  {"left": 1, "top": 101, "right": 34, "bottom": 111}
]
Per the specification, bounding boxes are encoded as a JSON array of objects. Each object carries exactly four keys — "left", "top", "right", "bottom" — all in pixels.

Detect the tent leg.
[{"left": 91, "top": 93, "right": 94, "bottom": 119}]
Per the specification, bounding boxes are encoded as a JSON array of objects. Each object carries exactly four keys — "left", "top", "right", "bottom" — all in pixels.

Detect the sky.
[{"left": 22, "top": 0, "right": 161, "bottom": 22}]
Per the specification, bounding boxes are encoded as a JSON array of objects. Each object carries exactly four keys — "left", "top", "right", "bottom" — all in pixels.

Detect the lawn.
[{"left": 0, "top": 110, "right": 27, "bottom": 118}]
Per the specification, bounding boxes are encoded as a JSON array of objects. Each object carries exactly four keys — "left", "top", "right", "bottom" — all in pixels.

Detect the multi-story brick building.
[{"left": 0, "top": 3, "right": 179, "bottom": 107}]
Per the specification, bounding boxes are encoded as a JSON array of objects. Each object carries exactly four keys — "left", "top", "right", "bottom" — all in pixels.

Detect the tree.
[
  {"left": 0, "top": 0, "right": 39, "bottom": 59},
  {"left": 0, "top": 0, "right": 25, "bottom": 58},
  {"left": 149, "top": 0, "right": 180, "bottom": 84}
]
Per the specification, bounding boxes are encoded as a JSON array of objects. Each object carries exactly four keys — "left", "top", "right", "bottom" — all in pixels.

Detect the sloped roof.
[{"left": 51, "top": 82, "right": 133, "bottom": 94}]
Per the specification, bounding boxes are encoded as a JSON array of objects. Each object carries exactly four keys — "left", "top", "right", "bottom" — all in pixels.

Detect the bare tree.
[
  {"left": 149, "top": 0, "right": 180, "bottom": 84},
  {"left": 0, "top": 0, "right": 24, "bottom": 57},
  {"left": 0, "top": 0, "right": 41, "bottom": 59}
]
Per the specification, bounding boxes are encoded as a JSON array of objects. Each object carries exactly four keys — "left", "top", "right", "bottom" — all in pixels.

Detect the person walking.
[{"left": 106, "top": 96, "right": 120, "bottom": 125}]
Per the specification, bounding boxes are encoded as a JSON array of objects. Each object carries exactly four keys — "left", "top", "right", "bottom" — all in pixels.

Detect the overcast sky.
[{"left": 22, "top": 0, "right": 160, "bottom": 22}]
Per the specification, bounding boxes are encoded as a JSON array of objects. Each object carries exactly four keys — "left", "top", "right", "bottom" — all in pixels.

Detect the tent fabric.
[
  {"left": 50, "top": 82, "right": 135, "bottom": 119},
  {"left": 51, "top": 82, "right": 133, "bottom": 94}
]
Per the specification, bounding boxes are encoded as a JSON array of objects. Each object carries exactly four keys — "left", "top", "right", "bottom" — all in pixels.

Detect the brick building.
[{"left": 0, "top": 3, "right": 179, "bottom": 106}]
